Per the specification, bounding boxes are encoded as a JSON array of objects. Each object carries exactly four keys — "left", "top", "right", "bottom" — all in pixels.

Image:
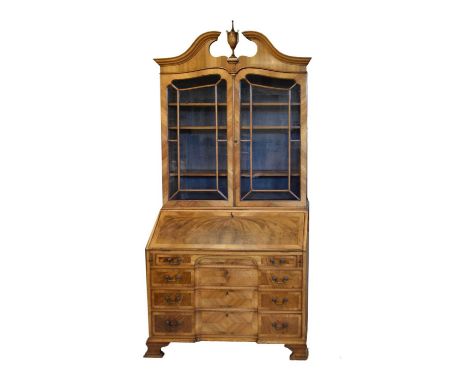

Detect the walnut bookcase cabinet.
[{"left": 145, "top": 24, "right": 311, "bottom": 360}]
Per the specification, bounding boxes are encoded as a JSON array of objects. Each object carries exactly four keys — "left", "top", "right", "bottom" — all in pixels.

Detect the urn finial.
[{"left": 226, "top": 20, "right": 239, "bottom": 62}]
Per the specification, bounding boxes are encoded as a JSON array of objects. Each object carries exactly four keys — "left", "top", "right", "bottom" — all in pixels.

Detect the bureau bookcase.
[{"left": 145, "top": 24, "right": 311, "bottom": 360}]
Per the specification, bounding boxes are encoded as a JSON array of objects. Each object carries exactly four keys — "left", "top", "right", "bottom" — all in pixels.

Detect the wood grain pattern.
[
  {"left": 196, "top": 289, "right": 257, "bottom": 309},
  {"left": 259, "top": 291, "right": 301, "bottom": 311},
  {"left": 152, "top": 312, "right": 194, "bottom": 335},
  {"left": 197, "top": 311, "right": 257, "bottom": 336},
  {"left": 152, "top": 290, "right": 194, "bottom": 309},
  {"left": 148, "top": 210, "right": 306, "bottom": 251},
  {"left": 259, "top": 270, "right": 302, "bottom": 289},
  {"left": 196, "top": 267, "right": 257, "bottom": 287}
]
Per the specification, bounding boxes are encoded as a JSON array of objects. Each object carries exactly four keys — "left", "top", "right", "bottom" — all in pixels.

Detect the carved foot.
[
  {"left": 285, "top": 344, "right": 309, "bottom": 360},
  {"left": 144, "top": 340, "right": 170, "bottom": 358}
]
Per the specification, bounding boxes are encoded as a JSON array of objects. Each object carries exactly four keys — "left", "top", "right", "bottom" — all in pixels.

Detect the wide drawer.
[
  {"left": 259, "top": 313, "right": 301, "bottom": 337},
  {"left": 196, "top": 268, "right": 257, "bottom": 287},
  {"left": 259, "top": 270, "right": 302, "bottom": 289},
  {"left": 151, "top": 290, "right": 194, "bottom": 309},
  {"left": 196, "top": 289, "right": 257, "bottom": 309},
  {"left": 259, "top": 291, "right": 301, "bottom": 311},
  {"left": 152, "top": 312, "right": 194, "bottom": 335},
  {"left": 151, "top": 269, "right": 193, "bottom": 287},
  {"left": 197, "top": 311, "right": 257, "bottom": 336}
]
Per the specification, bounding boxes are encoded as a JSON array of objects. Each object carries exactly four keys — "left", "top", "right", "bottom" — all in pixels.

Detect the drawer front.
[
  {"left": 152, "top": 290, "right": 193, "bottom": 308},
  {"left": 155, "top": 254, "right": 191, "bottom": 266},
  {"left": 261, "top": 255, "right": 299, "bottom": 268},
  {"left": 259, "top": 270, "right": 302, "bottom": 288},
  {"left": 197, "top": 311, "right": 257, "bottom": 336},
  {"left": 259, "top": 291, "right": 301, "bottom": 311},
  {"left": 151, "top": 269, "right": 193, "bottom": 287},
  {"left": 152, "top": 312, "right": 194, "bottom": 335},
  {"left": 196, "top": 268, "right": 257, "bottom": 287},
  {"left": 197, "top": 289, "right": 257, "bottom": 309},
  {"left": 259, "top": 313, "right": 301, "bottom": 337}
]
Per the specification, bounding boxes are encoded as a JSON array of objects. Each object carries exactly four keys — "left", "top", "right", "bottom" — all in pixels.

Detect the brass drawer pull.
[
  {"left": 164, "top": 293, "right": 182, "bottom": 304},
  {"left": 269, "top": 257, "right": 287, "bottom": 266},
  {"left": 162, "top": 256, "right": 182, "bottom": 265},
  {"left": 272, "top": 321, "right": 289, "bottom": 330},
  {"left": 165, "top": 319, "right": 182, "bottom": 328},
  {"left": 163, "top": 274, "right": 183, "bottom": 283},
  {"left": 271, "top": 275, "right": 289, "bottom": 284},
  {"left": 271, "top": 297, "right": 289, "bottom": 305}
]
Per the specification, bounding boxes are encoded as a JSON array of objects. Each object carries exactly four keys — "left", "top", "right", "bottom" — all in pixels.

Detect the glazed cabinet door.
[
  {"left": 161, "top": 70, "right": 233, "bottom": 207},
  {"left": 234, "top": 70, "right": 307, "bottom": 207}
]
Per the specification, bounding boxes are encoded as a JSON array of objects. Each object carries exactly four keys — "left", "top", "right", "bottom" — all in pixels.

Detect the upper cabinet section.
[
  {"left": 156, "top": 24, "right": 310, "bottom": 208},
  {"left": 154, "top": 24, "right": 311, "bottom": 75}
]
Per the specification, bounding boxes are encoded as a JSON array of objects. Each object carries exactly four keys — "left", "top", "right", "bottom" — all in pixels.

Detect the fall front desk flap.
[{"left": 147, "top": 210, "right": 307, "bottom": 251}]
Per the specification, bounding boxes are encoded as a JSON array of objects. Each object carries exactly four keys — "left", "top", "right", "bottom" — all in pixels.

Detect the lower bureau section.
[{"left": 196, "top": 311, "right": 257, "bottom": 336}]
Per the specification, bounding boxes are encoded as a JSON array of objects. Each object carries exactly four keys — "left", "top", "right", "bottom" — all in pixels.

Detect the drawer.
[
  {"left": 259, "top": 291, "right": 301, "bottom": 311},
  {"left": 151, "top": 290, "right": 193, "bottom": 309},
  {"left": 259, "top": 270, "right": 302, "bottom": 289},
  {"left": 261, "top": 255, "right": 299, "bottom": 268},
  {"left": 152, "top": 312, "right": 194, "bottom": 335},
  {"left": 197, "top": 311, "right": 257, "bottom": 336},
  {"left": 155, "top": 254, "right": 191, "bottom": 266},
  {"left": 196, "top": 289, "right": 257, "bottom": 309},
  {"left": 196, "top": 268, "right": 257, "bottom": 287},
  {"left": 259, "top": 313, "right": 301, "bottom": 337},
  {"left": 151, "top": 269, "right": 193, "bottom": 287}
]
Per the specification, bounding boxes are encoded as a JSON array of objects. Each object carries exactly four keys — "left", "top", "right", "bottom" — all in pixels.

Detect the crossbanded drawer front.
[
  {"left": 197, "top": 311, "right": 257, "bottom": 336},
  {"left": 196, "top": 268, "right": 257, "bottom": 287},
  {"left": 152, "top": 290, "right": 193, "bottom": 309},
  {"left": 151, "top": 269, "right": 193, "bottom": 287},
  {"left": 259, "top": 313, "right": 301, "bottom": 337},
  {"left": 152, "top": 312, "right": 194, "bottom": 335},
  {"left": 261, "top": 256, "right": 299, "bottom": 268},
  {"left": 196, "top": 289, "right": 257, "bottom": 309},
  {"left": 259, "top": 270, "right": 302, "bottom": 288},
  {"left": 259, "top": 291, "right": 301, "bottom": 311},
  {"left": 156, "top": 254, "right": 191, "bottom": 266}
]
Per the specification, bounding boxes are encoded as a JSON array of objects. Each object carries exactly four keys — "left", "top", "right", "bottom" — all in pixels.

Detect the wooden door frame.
[
  {"left": 161, "top": 69, "right": 235, "bottom": 208},
  {"left": 233, "top": 68, "right": 308, "bottom": 208}
]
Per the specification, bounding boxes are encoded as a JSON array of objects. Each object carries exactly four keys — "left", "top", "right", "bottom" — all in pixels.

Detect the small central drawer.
[
  {"left": 196, "top": 268, "right": 257, "bottom": 287},
  {"left": 196, "top": 289, "right": 257, "bottom": 309},
  {"left": 197, "top": 311, "right": 257, "bottom": 336},
  {"left": 151, "top": 269, "right": 193, "bottom": 287}
]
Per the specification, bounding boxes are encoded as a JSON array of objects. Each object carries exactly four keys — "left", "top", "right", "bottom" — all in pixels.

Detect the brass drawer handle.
[
  {"left": 164, "top": 293, "right": 182, "bottom": 304},
  {"left": 162, "top": 256, "right": 182, "bottom": 265},
  {"left": 165, "top": 319, "right": 182, "bottom": 328},
  {"left": 271, "top": 297, "right": 289, "bottom": 305},
  {"left": 272, "top": 321, "right": 289, "bottom": 330},
  {"left": 269, "top": 257, "right": 287, "bottom": 266},
  {"left": 163, "top": 274, "right": 183, "bottom": 283},
  {"left": 271, "top": 275, "right": 289, "bottom": 284}
]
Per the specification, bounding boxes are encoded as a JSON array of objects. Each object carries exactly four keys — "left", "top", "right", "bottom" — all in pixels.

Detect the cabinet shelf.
[
  {"left": 168, "top": 126, "right": 227, "bottom": 130},
  {"left": 241, "top": 102, "right": 300, "bottom": 106},
  {"left": 240, "top": 125, "right": 300, "bottom": 130},
  {"left": 169, "top": 102, "right": 227, "bottom": 106},
  {"left": 169, "top": 170, "right": 299, "bottom": 177}
]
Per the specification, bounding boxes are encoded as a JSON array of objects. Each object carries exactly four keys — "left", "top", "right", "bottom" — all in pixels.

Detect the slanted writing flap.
[{"left": 147, "top": 210, "right": 306, "bottom": 251}]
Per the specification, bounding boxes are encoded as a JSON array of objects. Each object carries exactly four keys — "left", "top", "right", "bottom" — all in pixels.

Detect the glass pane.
[
  {"left": 167, "top": 75, "right": 228, "bottom": 201},
  {"left": 239, "top": 75, "right": 301, "bottom": 201}
]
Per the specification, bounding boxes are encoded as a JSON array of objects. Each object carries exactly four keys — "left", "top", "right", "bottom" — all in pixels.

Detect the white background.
[{"left": 1, "top": 0, "right": 467, "bottom": 381}]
